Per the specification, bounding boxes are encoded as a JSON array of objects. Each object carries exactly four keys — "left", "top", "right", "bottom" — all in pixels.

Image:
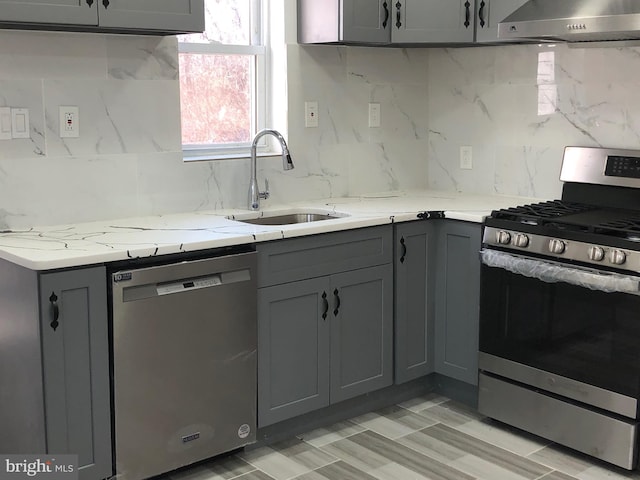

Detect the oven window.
[{"left": 480, "top": 264, "right": 640, "bottom": 399}]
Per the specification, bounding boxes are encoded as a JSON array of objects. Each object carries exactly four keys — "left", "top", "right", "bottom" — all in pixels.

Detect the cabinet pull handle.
[
  {"left": 479, "top": 1, "right": 486, "bottom": 28},
  {"left": 333, "top": 288, "right": 341, "bottom": 316},
  {"left": 464, "top": 1, "right": 471, "bottom": 28},
  {"left": 102, "top": 0, "right": 109, "bottom": 8},
  {"left": 400, "top": 236, "right": 407, "bottom": 263},
  {"left": 49, "top": 292, "right": 60, "bottom": 331},
  {"left": 321, "top": 291, "right": 328, "bottom": 320},
  {"left": 86, "top": 0, "right": 94, "bottom": 6},
  {"left": 395, "top": 1, "right": 402, "bottom": 29},
  {"left": 382, "top": 2, "right": 390, "bottom": 29}
]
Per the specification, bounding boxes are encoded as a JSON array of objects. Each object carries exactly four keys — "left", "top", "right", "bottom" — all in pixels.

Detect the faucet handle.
[{"left": 259, "top": 178, "right": 270, "bottom": 200}]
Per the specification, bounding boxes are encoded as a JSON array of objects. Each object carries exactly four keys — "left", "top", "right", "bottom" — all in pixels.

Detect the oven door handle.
[{"left": 480, "top": 249, "right": 640, "bottom": 295}]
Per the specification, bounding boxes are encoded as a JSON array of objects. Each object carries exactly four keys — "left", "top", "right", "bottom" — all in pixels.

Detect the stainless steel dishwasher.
[{"left": 110, "top": 249, "right": 257, "bottom": 480}]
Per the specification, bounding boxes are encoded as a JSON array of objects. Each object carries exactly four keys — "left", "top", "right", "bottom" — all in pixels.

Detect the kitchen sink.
[{"left": 229, "top": 211, "right": 347, "bottom": 225}]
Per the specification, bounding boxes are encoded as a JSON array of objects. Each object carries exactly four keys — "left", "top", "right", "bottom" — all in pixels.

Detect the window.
[{"left": 178, "top": 0, "right": 267, "bottom": 160}]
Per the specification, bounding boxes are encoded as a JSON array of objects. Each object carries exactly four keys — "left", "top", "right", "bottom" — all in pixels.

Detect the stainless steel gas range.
[{"left": 478, "top": 146, "right": 640, "bottom": 470}]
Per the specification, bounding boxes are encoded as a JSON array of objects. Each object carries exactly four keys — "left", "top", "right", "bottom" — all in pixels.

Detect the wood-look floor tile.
[
  {"left": 395, "top": 428, "right": 468, "bottom": 465},
  {"left": 239, "top": 446, "right": 316, "bottom": 480},
  {"left": 369, "top": 461, "right": 434, "bottom": 480},
  {"left": 232, "top": 471, "right": 276, "bottom": 480},
  {"left": 575, "top": 465, "right": 640, "bottom": 480},
  {"left": 346, "top": 429, "right": 475, "bottom": 480},
  {"left": 319, "top": 435, "right": 393, "bottom": 473},
  {"left": 266, "top": 437, "right": 338, "bottom": 470},
  {"left": 350, "top": 405, "right": 438, "bottom": 439},
  {"left": 201, "top": 454, "right": 256, "bottom": 479},
  {"left": 454, "top": 418, "right": 551, "bottom": 457},
  {"left": 527, "top": 445, "right": 597, "bottom": 477},
  {"left": 418, "top": 400, "right": 485, "bottom": 428},
  {"left": 398, "top": 393, "right": 449, "bottom": 413},
  {"left": 449, "top": 454, "right": 536, "bottom": 480},
  {"left": 539, "top": 471, "right": 580, "bottom": 480},
  {"left": 297, "top": 420, "right": 365, "bottom": 447},
  {"left": 422, "top": 423, "right": 551, "bottom": 479},
  {"left": 291, "top": 460, "right": 378, "bottom": 480}
]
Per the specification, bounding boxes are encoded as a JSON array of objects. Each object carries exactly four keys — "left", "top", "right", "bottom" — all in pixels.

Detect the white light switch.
[
  {"left": 460, "top": 146, "right": 473, "bottom": 170},
  {"left": 11, "top": 108, "right": 29, "bottom": 139},
  {"left": 368, "top": 103, "right": 381, "bottom": 128},
  {"left": 0, "top": 107, "right": 11, "bottom": 140}
]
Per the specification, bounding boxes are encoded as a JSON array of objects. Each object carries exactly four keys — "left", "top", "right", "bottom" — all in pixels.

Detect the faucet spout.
[{"left": 248, "top": 129, "right": 294, "bottom": 211}]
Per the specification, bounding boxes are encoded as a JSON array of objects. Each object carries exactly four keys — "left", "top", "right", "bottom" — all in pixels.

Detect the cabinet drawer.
[{"left": 257, "top": 226, "right": 392, "bottom": 287}]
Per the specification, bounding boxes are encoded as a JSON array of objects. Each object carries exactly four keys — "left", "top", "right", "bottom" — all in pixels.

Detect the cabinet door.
[
  {"left": 475, "top": 0, "right": 528, "bottom": 43},
  {"left": 0, "top": 0, "right": 97, "bottom": 26},
  {"left": 392, "top": 0, "right": 475, "bottom": 44},
  {"left": 39, "top": 267, "right": 111, "bottom": 480},
  {"left": 434, "top": 221, "right": 481, "bottom": 385},
  {"left": 258, "top": 277, "right": 331, "bottom": 427},
  {"left": 342, "top": 0, "right": 390, "bottom": 43},
  {"left": 395, "top": 221, "right": 436, "bottom": 384},
  {"left": 98, "top": 0, "right": 204, "bottom": 33},
  {"left": 330, "top": 264, "right": 393, "bottom": 403}
]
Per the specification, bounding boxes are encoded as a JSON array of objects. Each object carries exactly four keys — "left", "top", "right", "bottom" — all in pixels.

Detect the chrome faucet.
[{"left": 248, "top": 129, "right": 294, "bottom": 210}]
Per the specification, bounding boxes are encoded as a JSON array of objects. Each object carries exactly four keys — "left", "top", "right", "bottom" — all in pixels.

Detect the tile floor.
[{"left": 164, "top": 394, "right": 640, "bottom": 480}]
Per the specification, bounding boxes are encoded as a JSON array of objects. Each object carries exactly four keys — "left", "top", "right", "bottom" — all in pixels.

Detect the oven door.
[{"left": 479, "top": 249, "right": 640, "bottom": 418}]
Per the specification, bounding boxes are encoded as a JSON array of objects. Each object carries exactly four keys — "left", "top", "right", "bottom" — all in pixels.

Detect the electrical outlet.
[
  {"left": 59, "top": 106, "right": 79, "bottom": 138},
  {"left": 0, "top": 107, "right": 11, "bottom": 140},
  {"left": 304, "top": 101, "right": 318, "bottom": 128},
  {"left": 460, "top": 146, "right": 473, "bottom": 170},
  {"left": 368, "top": 103, "right": 381, "bottom": 128}
]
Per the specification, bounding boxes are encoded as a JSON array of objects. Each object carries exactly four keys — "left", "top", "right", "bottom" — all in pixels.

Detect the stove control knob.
[
  {"left": 609, "top": 249, "right": 627, "bottom": 266},
  {"left": 587, "top": 246, "right": 605, "bottom": 262},
  {"left": 548, "top": 239, "right": 566, "bottom": 254},
  {"left": 496, "top": 231, "right": 511, "bottom": 245},
  {"left": 513, "top": 233, "right": 530, "bottom": 248}
]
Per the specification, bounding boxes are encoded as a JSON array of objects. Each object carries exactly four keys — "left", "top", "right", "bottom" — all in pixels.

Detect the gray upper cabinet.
[
  {"left": 298, "top": 0, "right": 476, "bottom": 44},
  {"left": 0, "top": 0, "right": 204, "bottom": 34},
  {"left": 98, "top": 0, "right": 205, "bottom": 33},
  {"left": 0, "top": 0, "right": 97, "bottom": 26},
  {"left": 394, "top": 221, "right": 436, "bottom": 384},
  {"left": 434, "top": 221, "right": 482, "bottom": 386},
  {"left": 474, "top": 0, "right": 528, "bottom": 43},
  {"left": 39, "top": 267, "right": 112, "bottom": 480}
]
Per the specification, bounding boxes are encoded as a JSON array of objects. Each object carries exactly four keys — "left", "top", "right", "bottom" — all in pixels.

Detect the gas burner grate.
[{"left": 491, "top": 200, "right": 597, "bottom": 225}]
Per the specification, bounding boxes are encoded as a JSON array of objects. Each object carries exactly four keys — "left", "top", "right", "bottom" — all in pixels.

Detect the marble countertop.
[{"left": 0, "top": 190, "right": 538, "bottom": 271}]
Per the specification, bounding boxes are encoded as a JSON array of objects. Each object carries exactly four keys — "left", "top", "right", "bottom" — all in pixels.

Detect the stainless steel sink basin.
[{"left": 235, "top": 212, "right": 343, "bottom": 225}]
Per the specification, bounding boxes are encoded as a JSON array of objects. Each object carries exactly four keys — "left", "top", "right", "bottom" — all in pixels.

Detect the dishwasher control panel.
[{"left": 156, "top": 274, "right": 222, "bottom": 295}]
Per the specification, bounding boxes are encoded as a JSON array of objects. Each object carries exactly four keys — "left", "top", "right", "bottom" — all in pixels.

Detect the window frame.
[{"left": 178, "top": 0, "right": 270, "bottom": 161}]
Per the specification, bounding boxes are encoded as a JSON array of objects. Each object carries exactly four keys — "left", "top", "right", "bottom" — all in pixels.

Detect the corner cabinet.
[
  {"left": 0, "top": 0, "right": 204, "bottom": 34},
  {"left": 434, "top": 221, "right": 482, "bottom": 385},
  {"left": 394, "top": 221, "right": 436, "bottom": 384},
  {"left": 0, "top": 260, "right": 112, "bottom": 480},
  {"left": 39, "top": 267, "right": 112, "bottom": 480},
  {"left": 257, "top": 226, "right": 393, "bottom": 427}
]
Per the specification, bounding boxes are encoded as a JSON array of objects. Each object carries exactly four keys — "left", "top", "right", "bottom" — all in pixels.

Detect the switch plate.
[
  {"left": 11, "top": 108, "right": 29, "bottom": 139},
  {"left": 304, "top": 101, "right": 318, "bottom": 128},
  {"left": 59, "top": 106, "right": 79, "bottom": 138},
  {"left": 460, "top": 146, "right": 473, "bottom": 170},
  {"left": 0, "top": 107, "right": 11, "bottom": 140},
  {"left": 368, "top": 103, "right": 381, "bottom": 128}
]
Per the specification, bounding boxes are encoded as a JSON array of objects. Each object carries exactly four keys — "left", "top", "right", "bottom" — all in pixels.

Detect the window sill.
[{"left": 183, "top": 150, "right": 282, "bottom": 163}]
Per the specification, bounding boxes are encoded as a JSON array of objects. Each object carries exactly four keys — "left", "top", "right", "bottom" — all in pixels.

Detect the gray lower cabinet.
[
  {"left": 39, "top": 267, "right": 112, "bottom": 480},
  {"left": 0, "top": 0, "right": 204, "bottom": 34},
  {"left": 257, "top": 227, "right": 393, "bottom": 427},
  {"left": 434, "top": 220, "right": 482, "bottom": 385},
  {"left": 394, "top": 221, "right": 436, "bottom": 384}
]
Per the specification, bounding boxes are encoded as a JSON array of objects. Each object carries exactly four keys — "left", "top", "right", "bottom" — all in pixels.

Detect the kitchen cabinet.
[
  {"left": 298, "top": 0, "right": 476, "bottom": 45},
  {"left": 434, "top": 220, "right": 482, "bottom": 385},
  {"left": 39, "top": 267, "right": 112, "bottom": 480},
  {"left": 474, "top": 0, "right": 529, "bottom": 43},
  {"left": 394, "top": 221, "right": 436, "bottom": 384},
  {"left": 257, "top": 226, "right": 393, "bottom": 427},
  {"left": 0, "top": 0, "right": 204, "bottom": 34},
  {"left": 0, "top": 260, "right": 111, "bottom": 480}
]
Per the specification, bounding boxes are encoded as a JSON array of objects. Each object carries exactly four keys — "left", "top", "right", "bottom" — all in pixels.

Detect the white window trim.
[{"left": 179, "top": 0, "right": 272, "bottom": 162}]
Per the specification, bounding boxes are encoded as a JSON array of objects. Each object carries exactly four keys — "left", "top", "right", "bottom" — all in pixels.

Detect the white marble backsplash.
[{"left": 5, "top": 17, "right": 640, "bottom": 228}]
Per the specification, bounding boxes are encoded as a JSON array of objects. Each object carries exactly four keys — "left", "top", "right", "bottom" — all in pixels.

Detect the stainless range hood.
[{"left": 498, "top": 1, "right": 640, "bottom": 42}]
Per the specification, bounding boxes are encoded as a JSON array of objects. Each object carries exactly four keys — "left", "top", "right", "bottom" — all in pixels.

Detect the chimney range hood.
[{"left": 498, "top": 0, "right": 640, "bottom": 43}]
